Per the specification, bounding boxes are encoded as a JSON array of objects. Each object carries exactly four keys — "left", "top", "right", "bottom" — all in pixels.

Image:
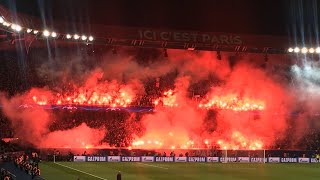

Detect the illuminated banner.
[
  {"left": 174, "top": 157, "right": 187, "bottom": 162},
  {"left": 121, "top": 157, "right": 141, "bottom": 162},
  {"left": 298, "top": 158, "right": 310, "bottom": 163},
  {"left": 238, "top": 157, "right": 250, "bottom": 163},
  {"left": 220, "top": 157, "right": 237, "bottom": 162},
  {"left": 87, "top": 156, "right": 106, "bottom": 162},
  {"left": 107, "top": 156, "right": 121, "bottom": 162},
  {"left": 281, "top": 158, "right": 298, "bottom": 163},
  {"left": 268, "top": 157, "right": 280, "bottom": 163},
  {"left": 188, "top": 157, "right": 206, "bottom": 162},
  {"left": 141, "top": 156, "right": 154, "bottom": 162},
  {"left": 155, "top": 157, "right": 174, "bottom": 162},
  {"left": 250, "top": 158, "right": 266, "bottom": 163},
  {"left": 73, "top": 156, "right": 86, "bottom": 162},
  {"left": 72, "top": 156, "right": 319, "bottom": 163},
  {"left": 138, "top": 30, "right": 242, "bottom": 45},
  {"left": 207, "top": 157, "right": 219, "bottom": 163}
]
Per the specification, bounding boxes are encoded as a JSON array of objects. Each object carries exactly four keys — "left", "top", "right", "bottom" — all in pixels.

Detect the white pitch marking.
[
  {"left": 137, "top": 162, "right": 169, "bottom": 169},
  {"left": 54, "top": 162, "right": 107, "bottom": 180},
  {"left": 199, "top": 163, "right": 257, "bottom": 170}
]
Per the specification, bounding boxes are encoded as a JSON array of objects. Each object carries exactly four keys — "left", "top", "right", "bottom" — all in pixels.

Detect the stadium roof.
[
  {"left": 1, "top": 0, "right": 288, "bottom": 35},
  {"left": 0, "top": 0, "right": 319, "bottom": 53}
]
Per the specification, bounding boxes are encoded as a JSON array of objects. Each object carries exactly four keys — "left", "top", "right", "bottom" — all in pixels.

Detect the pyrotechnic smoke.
[
  {"left": 205, "top": 62, "right": 290, "bottom": 149},
  {"left": 291, "top": 61, "right": 320, "bottom": 103},
  {"left": 135, "top": 60, "right": 290, "bottom": 150},
  {"left": 138, "top": 76, "right": 206, "bottom": 149},
  {"left": 290, "top": 61, "right": 320, "bottom": 134},
  {"left": 34, "top": 48, "right": 231, "bottom": 85},
  {"left": 0, "top": 90, "right": 51, "bottom": 143},
  {"left": 40, "top": 123, "right": 105, "bottom": 148},
  {"left": 34, "top": 49, "right": 97, "bottom": 84},
  {"left": 0, "top": 89, "right": 106, "bottom": 148},
  {"left": 1, "top": 47, "right": 297, "bottom": 150}
]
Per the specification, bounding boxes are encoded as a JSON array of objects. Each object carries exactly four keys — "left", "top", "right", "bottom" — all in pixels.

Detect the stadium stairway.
[{"left": 0, "top": 162, "right": 44, "bottom": 180}]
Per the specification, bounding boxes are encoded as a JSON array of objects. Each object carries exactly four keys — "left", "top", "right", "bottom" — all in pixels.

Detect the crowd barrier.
[{"left": 73, "top": 156, "right": 320, "bottom": 163}]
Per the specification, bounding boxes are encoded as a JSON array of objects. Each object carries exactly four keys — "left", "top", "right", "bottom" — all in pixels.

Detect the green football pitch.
[{"left": 40, "top": 162, "right": 320, "bottom": 180}]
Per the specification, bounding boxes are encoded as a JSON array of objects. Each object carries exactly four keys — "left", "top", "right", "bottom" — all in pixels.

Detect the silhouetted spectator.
[{"left": 117, "top": 171, "right": 122, "bottom": 180}]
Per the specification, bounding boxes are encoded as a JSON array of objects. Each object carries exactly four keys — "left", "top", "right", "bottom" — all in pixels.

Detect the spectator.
[{"left": 117, "top": 171, "right": 121, "bottom": 180}]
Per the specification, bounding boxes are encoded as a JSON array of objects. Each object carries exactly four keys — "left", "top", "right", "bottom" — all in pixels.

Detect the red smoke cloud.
[
  {"left": 206, "top": 63, "right": 291, "bottom": 149},
  {"left": 1, "top": 91, "right": 51, "bottom": 143},
  {"left": 0, "top": 49, "right": 295, "bottom": 150},
  {"left": 31, "top": 69, "right": 144, "bottom": 107},
  {"left": 40, "top": 123, "right": 105, "bottom": 149},
  {"left": 133, "top": 61, "right": 291, "bottom": 150},
  {"left": 0, "top": 89, "right": 106, "bottom": 148}
]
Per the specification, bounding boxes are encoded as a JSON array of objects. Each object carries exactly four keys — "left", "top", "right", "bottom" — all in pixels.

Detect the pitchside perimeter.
[{"left": 40, "top": 162, "right": 320, "bottom": 180}]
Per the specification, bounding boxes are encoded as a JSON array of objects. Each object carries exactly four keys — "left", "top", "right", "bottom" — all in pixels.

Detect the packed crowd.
[
  {"left": 0, "top": 140, "right": 23, "bottom": 160},
  {"left": 2, "top": 108, "right": 320, "bottom": 151},
  {"left": 0, "top": 139, "right": 41, "bottom": 180},
  {"left": 0, "top": 168, "right": 15, "bottom": 180},
  {"left": 13, "top": 154, "right": 40, "bottom": 179},
  {"left": 0, "top": 49, "right": 320, "bottom": 152},
  {"left": 0, "top": 117, "right": 12, "bottom": 140}
]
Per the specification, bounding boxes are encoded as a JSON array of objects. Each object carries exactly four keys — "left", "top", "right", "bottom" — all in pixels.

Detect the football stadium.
[{"left": 0, "top": 0, "right": 320, "bottom": 180}]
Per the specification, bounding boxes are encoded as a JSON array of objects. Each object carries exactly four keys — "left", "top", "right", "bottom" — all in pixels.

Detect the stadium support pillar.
[{"left": 222, "top": 150, "right": 228, "bottom": 163}]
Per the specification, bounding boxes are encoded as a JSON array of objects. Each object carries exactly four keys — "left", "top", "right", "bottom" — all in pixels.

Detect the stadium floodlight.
[
  {"left": 301, "top": 47, "right": 308, "bottom": 54},
  {"left": 88, "top": 36, "right": 94, "bottom": 41},
  {"left": 81, "top": 35, "right": 87, "bottom": 40},
  {"left": 66, "top": 34, "right": 71, "bottom": 39},
  {"left": 10, "top": 24, "right": 16, "bottom": 30},
  {"left": 15, "top": 25, "right": 22, "bottom": 32},
  {"left": 309, "top": 48, "right": 315, "bottom": 53},
  {"left": 51, "top": 32, "right": 57, "bottom": 37},
  {"left": 288, "top": 47, "right": 294, "bottom": 53},
  {"left": 73, "top": 34, "right": 80, "bottom": 40},
  {"left": 10, "top": 24, "right": 21, "bottom": 31},
  {"left": 43, "top": 30, "right": 50, "bottom": 37},
  {"left": 294, "top": 47, "right": 300, "bottom": 53},
  {"left": 33, "top": 30, "right": 39, "bottom": 34},
  {"left": 316, "top": 47, "right": 320, "bottom": 53},
  {"left": 0, "top": 17, "right": 4, "bottom": 23},
  {"left": 3, "top": 22, "right": 10, "bottom": 27},
  {"left": 26, "top": 29, "right": 32, "bottom": 33}
]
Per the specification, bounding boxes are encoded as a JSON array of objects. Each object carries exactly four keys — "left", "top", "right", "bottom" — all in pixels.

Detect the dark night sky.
[{"left": 1, "top": 0, "right": 320, "bottom": 36}]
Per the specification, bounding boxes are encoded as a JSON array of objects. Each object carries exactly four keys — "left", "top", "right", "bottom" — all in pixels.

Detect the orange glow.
[
  {"left": 213, "top": 131, "right": 264, "bottom": 150},
  {"left": 32, "top": 95, "right": 48, "bottom": 105},
  {"left": 130, "top": 131, "right": 264, "bottom": 150},
  {"left": 131, "top": 137, "right": 184, "bottom": 149},
  {"left": 204, "top": 139, "right": 209, "bottom": 145},
  {"left": 153, "top": 89, "right": 178, "bottom": 107},
  {"left": 31, "top": 88, "right": 135, "bottom": 107},
  {"left": 2, "top": 50, "right": 292, "bottom": 151},
  {"left": 199, "top": 94, "right": 265, "bottom": 111}
]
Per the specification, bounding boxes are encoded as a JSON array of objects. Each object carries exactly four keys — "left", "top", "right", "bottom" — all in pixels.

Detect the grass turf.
[{"left": 40, "top": 162, "right": 320, "bottom": 180}]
